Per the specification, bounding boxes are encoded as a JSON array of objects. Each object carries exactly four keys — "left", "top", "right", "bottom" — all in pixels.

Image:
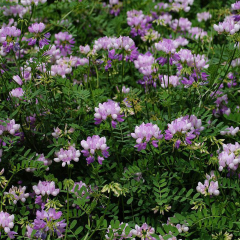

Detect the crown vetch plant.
[{"left": 0, "top": 0, "right": 240, "bottom": 239}]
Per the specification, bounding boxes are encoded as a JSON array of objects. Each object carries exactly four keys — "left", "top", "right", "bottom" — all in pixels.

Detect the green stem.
[
  {"left": 86, "top": 193, "right": 111, "bottom": 240},
  {"left": 65, "top": 167, "right": 70, "bottom": 240},
  {"left": 120, "top": 51, "right": 124, "bottom": 102},
  {"left": 94, "top": 65, "right": 99, "bottom": 88}
]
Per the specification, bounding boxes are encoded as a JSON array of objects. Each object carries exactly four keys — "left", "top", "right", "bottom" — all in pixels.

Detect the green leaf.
[
  {"left": 127, "top": 197, "right": 133, "bottom": 205},
  {"left": 70, "top": 220, "right": 77, "bottom": 229},
  {"left": 75, "top": 226, "right": 83, "bottom": 235}
]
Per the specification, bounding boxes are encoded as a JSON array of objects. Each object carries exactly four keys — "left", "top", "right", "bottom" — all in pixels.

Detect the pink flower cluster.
[
  {"left": 196, "top": 171, "right": 220, "bottom": 196},
  {"left": 218, "top": 142, "right": 240, "bottom": 171},
  {"left": 232, "top": 1, "right": 240, "bottom": 11},
  {"left": 32, "top": 181, "right": 60, "bottom": 196},
  {"left": 189, "top": 27, "right": 208, "bottom": 40},
  {"left": 127, "top": 10, "right": 152, "bottom": 37},
  {"left": 220, "top": 126, "right": 239, "bottom": 136},
  {"left": 4, "top": 186, "right": 29, "bottom": 204},
  {"left": 211, "top": 91, "right": 231, "bottom": 117},
  {"left": 54, "top": 146, "right": 81, "bottom": 167},
  {"left": 54, "top": 32, "right": 75, "bottom": 56},
  {"left": 0, "top": 211, "right": 16, "bottom": 239},
  {"left": 0, "top": 119, "right": 20, "bottom": 135},
  {"left": 134, "top": 52, "right": 156, "bottom": 76},
  {"left": 0, "top": 26, "right": 21, "bottom": 53},
  {"left": 50, "top": 56, "right": 88, "bottom": 78},
  {"left": 9, "top": 88, "right": 24, "bottom": 99},
  {"left": 197, "top": 12, "right": 212, "bottom": 22},
  {"left": 26, "top": 208, "right": 66, "bottom": 239},
  {"left": 93, "top": 36, "right": 135, "bottom": 53},
  {"left": 169, "top": 0, "right": 194, "bottom": 12},
  {"left": 81, "top": 135, "right": 109, "bottom": 165},
  {"left": 155, "top": 38, "right": 178, "bottom": 54},
  {"left": 160, "top": 75, "right": 180, "bottom": 88},
  {"left": 171, "top": 17, "right": 192, "bottom": 31},
  {"left": 131, "top": 123, "right": 163, "bottom": 151},
  {"left": 165, "top": 115, "right": 204, "bottom": 148},
  {"left": 13, "top": 75, "right": 23, "bottom": 86},
  {"left": 131, "top": 223, "right": 155, "bottom": 239},
  {"left": 1, "top": 5, "right": 29, "bottom": 18},
  {"left": 94, "top": 100, "right": 124, "bottom": 128},
  {"left": 21, "top": 0, "right": 46, "bottom": 5},
  {"left": 214, "top": 18, "right": 240, "bottom": 35},
  {"left": 177, "top": 49, "right": 209, "bottom": 70}
]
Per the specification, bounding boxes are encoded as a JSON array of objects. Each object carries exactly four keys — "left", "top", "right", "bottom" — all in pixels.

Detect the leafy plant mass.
[{"left": 0, "top": 0, "right": 240, "bottom": 239}]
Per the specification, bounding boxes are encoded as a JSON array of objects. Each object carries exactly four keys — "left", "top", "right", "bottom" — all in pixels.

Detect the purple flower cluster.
[
  {"left": 0, "top": 211, "right": 16, "bottom": 239},
  {"left": 9, "top": 88, "right": 24, "bottom": 99},
  {"left": 232, "top": 1, "right": 240, "bottom": 11},
  {"left": 171, "top": 17, "right": 192, "bottom": 32},
  {"left": 189, "top": 27, "right": 208, "bottom": 40},
  {"left": 160, "top": 75, "right": 180, "bottom": 88},
  {"left": 134, "top": 52, "right": 156, "bottom": 76},
  {"left": 54, "top": 32, "right": 75, "bottom": 56},
  {"left": 109, "top": 0, "right": 122, "bottom": 16},
  {"left": 131, "top": 223, "right": 155, "bottom": 239},
  {"left": 218, "top": 142, "right": 240, "bottom": 171},
  {"left": 127, "top": 10, "right": 152, "bottom": 37},
  {"left": 54, "top": 146, "right": 81, "bottom": 167},
  {"left": 220, "top": 126, "right": 239, "bottom": 136},
  {"left": 155, "top": 38, "right": 178, "bottom": 54},
  {"left": 214, "top": 18, "right": 240, "bottom": 35},
  {"left": 0, "top": 119, "right": 20, "bottom": 136},
  {"left": 211, "top": 91, "right": 231, "bottom": 117},
  {"left": 50, "top": 56, "right": 88, "bottom": 78},
  {"left": 177, "top": 49, "right": 209, "bottom": 71},
  {"left": 131, "top": 123, "right": 163, "bottom": 151},
  {"left": 1, "top": 5, "right": 29, "bottom": 18},
  {"left": 94, "top": 100, "right": 124, "bottom": 128},
  {"left": 165, "top": 115, "right": 204, "bottom": 148},
  {"left": 197, "top": 12, "right": 212, "bottom": 22},
  {"left": 0, "top": 26, "right": 21, "bottom": 53},
  {"left": 93, "top": 36, "right": 135, "bottom": 54},
  {"left": 196, "top": 171, "right": 220, "bottom": 196},
  {"left": 169, "top": 0, "right": 194, "bottom": 12},
  {"left": 26, "top": 208, "right": 66, "bottom": 239},
  {"left": 81, "top": 135, "right": 109, "bottom": 164},
  {"left": 27, "top": 22, "right": 50, "bottom": 48}
]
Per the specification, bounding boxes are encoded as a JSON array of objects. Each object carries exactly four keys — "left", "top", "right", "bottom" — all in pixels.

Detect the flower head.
[
  {"left": 94, "top": 100, "right": 124, "bottom": 128},
  {"left": 81, "top": 135, "right": 109, "bottom": 164}
]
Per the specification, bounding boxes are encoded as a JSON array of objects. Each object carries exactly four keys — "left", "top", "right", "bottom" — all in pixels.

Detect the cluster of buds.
[{"left": 52, "top": 125, "right": 75, "bottom": 139}]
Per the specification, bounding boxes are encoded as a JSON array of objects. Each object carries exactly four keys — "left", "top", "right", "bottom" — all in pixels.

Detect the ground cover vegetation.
[{"left": 0, "top": 0, "right": 240, "bottom": 239}]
